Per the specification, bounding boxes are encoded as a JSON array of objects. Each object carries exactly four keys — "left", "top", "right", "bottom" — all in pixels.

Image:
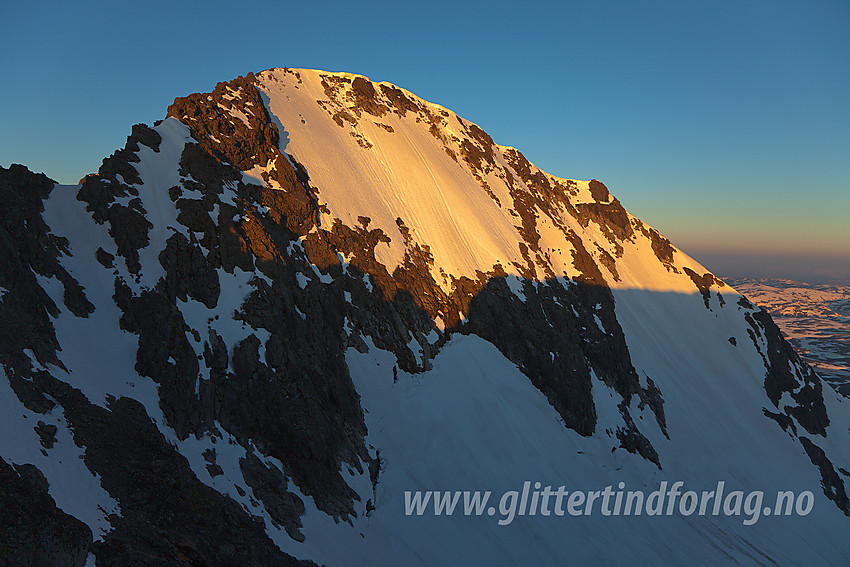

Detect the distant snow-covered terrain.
[{"left": 727, "top": 277, "right": 850, "bottom": 396}]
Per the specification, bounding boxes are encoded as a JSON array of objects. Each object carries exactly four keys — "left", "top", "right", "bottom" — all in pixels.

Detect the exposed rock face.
[
  {"left": 746, "top": 309, "right": 829, "bottom": 437},
  {"left": 463, "top": 276, "right": 661, "bottom": 464},
  {"left": 76, "top": 125, "right": 161, "bottom": 274},
  {"left": 0, "top": 164, "right": 92, "bottom": 377},
  {"left": 29, "top": 374, "right": 315, "bottom": 567},
  {"left": 0, "top": 457, "right": 92, "bottom": 567},
  {"left": 800, "top": 436, "right": 850, "bottom": 515},
  {"left": 162, "top": 76, "right": 377, "bottom": 520},
  {"left": 167, "top": 73, "right": 279, "bottom": 172},
  {"left": 240, "top": 452, "right": 306, "bottom": 542},
  {"left": 1, "top": 68, "right": 848, "bottom": 565},
  {"left": 684, "top": 267, "right": 725, "bottom": 309},
  {"left": 1, "top": 162, "right": 321, "bottom": 566}
]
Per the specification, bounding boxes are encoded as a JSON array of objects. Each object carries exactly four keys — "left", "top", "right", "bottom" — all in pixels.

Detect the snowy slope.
[
  {"left": 256, "top": 68, "right": 711, "bottom": 295},
  {"left": 282, "top": 335, "right": 847, "bottom": 566}
]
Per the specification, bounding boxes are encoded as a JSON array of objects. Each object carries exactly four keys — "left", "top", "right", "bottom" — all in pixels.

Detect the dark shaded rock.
[
  {"left": 95, "top": 247, "right": 115, "bottom": 268},
  {"left": 350, "top": 76, "right": 388, "bottom": 117},
  {"left": 303, "top": 231, "right": 341, "bottom": 272},
  {"left": 105, "top": 203, "right": 153, "bottom": 275},
  {"left": 684, "top": 267, "right": 722, "bottom": 309},
  {"left": 574, "top": 198, "right": 633, "bottom": 250},
  {"left": 76, "top": 142, "right": 152, "bottom": 274},
  {"left": 23, "top": 372, "right": 317, "bottom": 567},
  {"left": 588, "top": 179, "right": 610, "bottom": 202},
  {"left": 203, "top": 329, "right": 228, "bottom": 374},
  {"left": 128, "top": 123, "right": 162, "bottom": 153},
  {"left": 175, "top": 196, "right": 216, "bottom": 240},
  {"left": 73, "top": 122, "right": 167, "bottom": 276},
  {"left": 221, "top": 278, "right": 372, "bottom": 520},
  {"left": 788, "top": 379, "right": 830, "bottom": 437},
  {"left": 6, "top": 370, "right": 57, "bottom": 414},
  {"left": 642, "top": 225, "right": 676, "bottom": 268},
  {"left": 747, "top": 309, "right": 828, "bottom": 436},
  {"left": 113, "top": 279, "right": 200, "bottom": 440},
  {"left": 800, "top": 436, "right": 850, "bottom": 516},
  {"left": 463, "top": 276, "right": 658, "bottom": 449},
  {"left": 178, "top": 142, "right": 240, "bottom": 199},
  {"left": 167, "top": 73, "right": 280, "bottom": 172},
  {"left": 501, "top": 147, "right": 629, "bottom": 275},
  {"left": 595, "top": 245, "right": 621, "bottom": 282},
  {"left": 332, "top": 109, "right": 358, "bottom": 127},
  {"left": 216, "top": 203, "right": 255, "bottom": 273},
  {"left": 0, "top": 456, "right": 92, "bottom": 567},
  {"left": 117, "top": 105, "right": 378, "bottom": 522},
  {"left": 501, "top": 147, "right": 558, "bottom": 200},
  {"left": 240, "top": 452, "right": 306, "bottom": 542},
  {"left": 638, "top": 377, "right": 668, "bottom": 438},
  {"left": 202, "top": 449, "right": 224, "bottom": 478},
  {"left": 379, "top": 83, "right": 420, "bottom": 117},
  {"left": 206, "top": 462, "right": 224, "bottom": 478},
  {"left": 158, "top": 232, "right": 220, "bottom": 309},
  {"left": 459, "top": 135, "right": 496, "bottom": 175},
  {"left": 0, "top": 165, "right": 92, "bottom": 374},
  {"left": 616, "top": 418, "right": 661, "bottom": 468},
  {"left": 763, "top": 408, "right": 797, "bottom": 435},
  {"left": 34, "top": 420, "right": 58, "bottom": 449}
]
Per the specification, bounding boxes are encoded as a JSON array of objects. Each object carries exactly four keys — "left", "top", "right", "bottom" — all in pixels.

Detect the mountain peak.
[
  {"left": 166, "top": 68, "right": 713, "bottom": 299},
  {"left": 1, "top": 67, "right": 848, "bottom": 566}
]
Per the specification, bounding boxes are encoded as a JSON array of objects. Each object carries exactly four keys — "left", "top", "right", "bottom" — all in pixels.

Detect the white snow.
[
  {"left": 266, "top": 335, "right": 850, "bottom": 565},
  {"left": 129, "top": 118, "right": 193, "bottom": 289},
  {"left": 310, "top": 264, "right": 334, "bottom": 284},
  {"left": 505, "top": 275, "right": 526, "bottom": 302},
  {"left": 0, "top": 368, "right": 119, "bottom": 540},
  {"left": 592, "top": 313, "right": 605, "bottom": 333},
  {"left": 255, "top": 68, "right": 720, "bottom": 304},
  {"left": 258, "top": 69, "right": 535, "bottom": 286},
  {"left": 38, "top": 184, "right": 165, "bottom": 419},
  {"left": 224, "top": 105, "right": 252, "bottom": 128}
]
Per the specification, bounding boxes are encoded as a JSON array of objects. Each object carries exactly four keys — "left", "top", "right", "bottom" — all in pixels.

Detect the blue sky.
[{"left": 2, "top": 0, "right": 848, "bottom": 282}]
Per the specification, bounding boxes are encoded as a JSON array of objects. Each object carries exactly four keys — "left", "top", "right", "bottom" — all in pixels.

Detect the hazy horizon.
[{"left": 691, "top": 249, "right": 850, "bottom": 286}]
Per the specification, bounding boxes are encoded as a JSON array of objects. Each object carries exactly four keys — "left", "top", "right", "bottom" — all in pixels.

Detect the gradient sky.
[{"left": 2, "top": 0, "right": 848, "bottom": 282}]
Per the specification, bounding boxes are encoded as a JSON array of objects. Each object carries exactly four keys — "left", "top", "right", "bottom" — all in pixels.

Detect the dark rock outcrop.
[
  {"left": 800, "top": 437, "right": 850, "bottom": 516},
  {"left": 0, "top": 456, "right": 92, "bottom": 567},
  {"left": 746, "top": 309, "right": 828, "bottom": 436},
  {"left": 0, "top": 165, "right": 93, "bottom": 375},
  {"left": 26, "top": 372, "right": 316, "bottom": 567}
]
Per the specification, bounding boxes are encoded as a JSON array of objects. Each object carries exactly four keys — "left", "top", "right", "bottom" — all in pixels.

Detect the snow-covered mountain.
[{"left": 1, "top": 68, "right": 848, "bottom": 566}]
